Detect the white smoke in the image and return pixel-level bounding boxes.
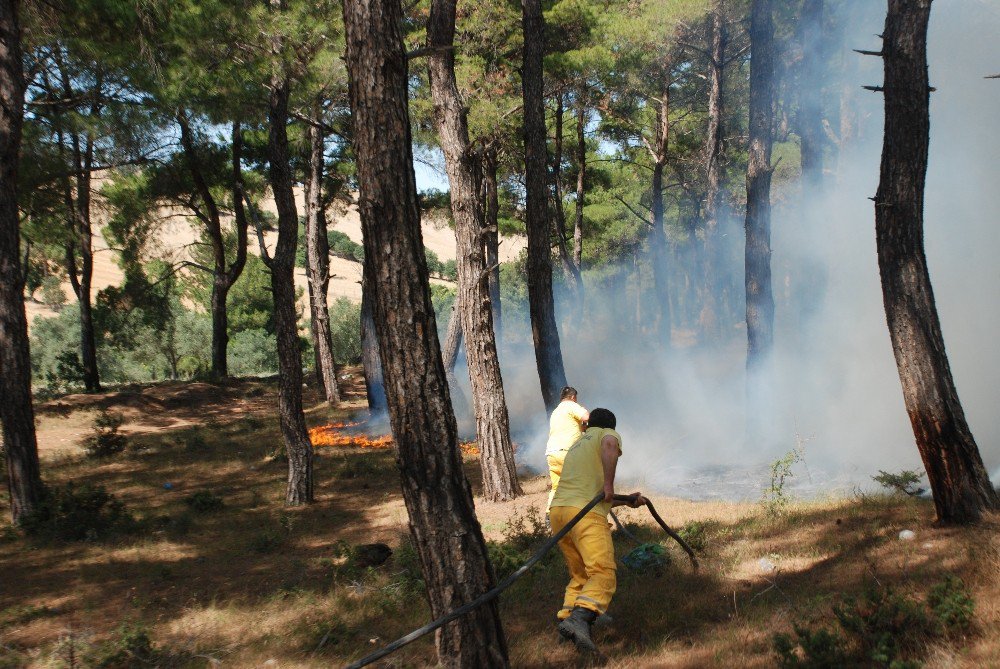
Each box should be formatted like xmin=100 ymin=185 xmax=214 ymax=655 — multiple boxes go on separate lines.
xmin=465 ymin=1 xmax=1000 ymax=500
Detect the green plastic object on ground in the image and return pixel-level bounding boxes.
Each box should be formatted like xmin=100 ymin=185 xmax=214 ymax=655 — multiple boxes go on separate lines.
xmin=622 ymin=542 xmax=669 ymax=572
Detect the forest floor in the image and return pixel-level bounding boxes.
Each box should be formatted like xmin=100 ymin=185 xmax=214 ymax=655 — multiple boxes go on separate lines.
xmin=2 ymin=373 xmax=999 ymax=668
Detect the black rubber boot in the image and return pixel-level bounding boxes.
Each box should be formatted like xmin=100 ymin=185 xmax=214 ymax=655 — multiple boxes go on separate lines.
xmin=556 ymin=606 xmax=598 ymax=653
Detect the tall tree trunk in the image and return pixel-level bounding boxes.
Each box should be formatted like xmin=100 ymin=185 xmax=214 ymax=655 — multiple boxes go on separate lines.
xmin=1 ymin=0 xmax=43 ymax=524
xmin=521 ymin=0 xmax=567 ymax=412
xmin=572 ymin=94 xmax=586 ymax=325
xmin=227 ymin=120 xmax=250 ymax=345
xmin=267 ymin=1 xmax=314 ymax=505
xmin=482 ymin=148 xmax=502 ymax=342
xmin=441 ymin=298 xmax=468 ymax=412
xmin=428 ymin=0 xmax=521 ymax=502
xmin=829 ymin=4 xmax=859 ymax=183
xmin=177 ymin=114 xmax=232 ymax=381
xmin=797 ymin=0 xmax=825 ymax=192
xmin=552 ymin=94 xmax=583 ymax=304
xmin=74 ymin=143 xmax=99 ymax=392
xmin=700 ymin=2 xmax=726 ymax=342
xmin=649 ymin=76 xmax=672 ymax=349
xmin=304 ymin=118 xmax=340 ymax=405
xmin=341 ymin=0 xmax=510 ymax=662
xmin=745 ymin=0 xmax=775 ymax=373
xmin=59 ymin=63 xmax=101 ymax=392
xmin=573 ymin=93 xmax=586 ymax=270
xmin=875 ymin=0 xmax=998 ymax=524
xmin=360 ymin=270 xmax=388 ymax=415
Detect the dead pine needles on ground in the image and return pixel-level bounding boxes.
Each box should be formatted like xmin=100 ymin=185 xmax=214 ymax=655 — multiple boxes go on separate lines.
xmin=1 ymin=375 xmax=998 ymax=667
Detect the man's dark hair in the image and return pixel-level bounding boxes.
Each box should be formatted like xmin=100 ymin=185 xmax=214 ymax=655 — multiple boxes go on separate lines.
xmin=560 ymin=386 xmax=578 ymax=400
xmin=587 ymin=408 xmax=616 ymax=429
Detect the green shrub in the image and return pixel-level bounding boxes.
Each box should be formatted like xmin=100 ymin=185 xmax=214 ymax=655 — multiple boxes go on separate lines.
xmin=927 ymin=575 xmax=975 ymax=635
xmin=486 ymin=505 xmax=550 ymax=580
xmin=249 ymin=513 xmax=294 ymax=553
xmin=762 ymin=444 xmax=805 ymax=516
xmin=86 ymin=622 xmax=157 ymax=669
xmin=159 ymin=511 xmax=195 ymax=537
xmin=833 ymin=583 xmax=932 ymax=666
xmin=183 ymin=490 xmax=225 ymax=513
xmin=392 ymin=536 xmax=425 ymax=592
xmin=228 ymin=328 xmax=279 ymax=377
xmin=184 ymin=429 xmax=209 ymax=452
xmin=772 ymin=579 xmax=966 ymax=668
xmin=83 ymin=410 xmax=128 ymax=458
xmin=20 ymin=483 xmax=138 ymax=542
xmin=678 ymin=520 xmax=708 ymax=552
xmin=0 ymin=604 xmax=54 ymax=629
xmin=329 ymin=297 xmax=362 ymax=364
xmin=872 ymin=470 xmax=926 ymax=497
xmin=45 ymin=350 xmax=86 ymax=394
xmin=39 ymin=275 xmax=68 ymax=310
xmin=774 ymin=625 xmax=852 ymax=668
xmin=249 ymin=528 xmax=285 ymax=554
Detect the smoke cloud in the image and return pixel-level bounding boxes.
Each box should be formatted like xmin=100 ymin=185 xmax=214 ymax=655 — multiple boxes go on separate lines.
xmin=450 ymin=1 xmax=1000 ymax=500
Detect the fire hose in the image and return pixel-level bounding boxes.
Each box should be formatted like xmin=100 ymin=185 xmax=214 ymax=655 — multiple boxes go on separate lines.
xmin=344 ymin=492 xmax=698 ymax=669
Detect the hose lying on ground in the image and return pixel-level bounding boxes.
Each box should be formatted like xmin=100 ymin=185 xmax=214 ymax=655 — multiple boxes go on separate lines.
xmin=345 ymin=492 xmax=695 ymax=669
xmin=611 ymin=500 xmax=700 ymax=571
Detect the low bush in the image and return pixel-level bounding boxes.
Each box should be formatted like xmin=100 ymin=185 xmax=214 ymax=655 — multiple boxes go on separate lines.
xmin=83 ymin=410 xmax=128 ymax=458
xmin=183 ymin=490 xmax=225 ymax=513
xmin=678 ymin=520 xmax=709 ymax=552
xmin=773 ymin=577 xmax=975 ymax=668
xmin=20 ymin=483 xmax=138 ymax=542
xmin=486 ymin=505 xmax=549 ymax=580
xmin=872 ymin=469 xmax=926 ymax=497
xmin=928 ymin=575 xmax=975 ymax=635
xmin=85 ymin=622 xmax=158 ymax=669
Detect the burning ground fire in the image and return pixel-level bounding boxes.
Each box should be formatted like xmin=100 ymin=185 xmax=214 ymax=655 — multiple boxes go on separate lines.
xmin=308 ymin=422 xmax=480 ymax=456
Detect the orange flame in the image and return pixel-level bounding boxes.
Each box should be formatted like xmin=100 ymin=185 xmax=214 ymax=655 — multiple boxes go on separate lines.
xmin=308 ymin=423 xmax=481 ymax=456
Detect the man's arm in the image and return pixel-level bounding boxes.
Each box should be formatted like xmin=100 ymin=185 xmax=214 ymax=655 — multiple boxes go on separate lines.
xmin=601 ymin=434 xmax=647 ymax=508
xmin=601 ymin=434 xmax=620 ymax=503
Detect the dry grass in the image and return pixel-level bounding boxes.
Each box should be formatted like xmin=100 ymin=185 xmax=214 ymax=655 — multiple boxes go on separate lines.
xmin=2 ymin=376 xmax=998 ymax=668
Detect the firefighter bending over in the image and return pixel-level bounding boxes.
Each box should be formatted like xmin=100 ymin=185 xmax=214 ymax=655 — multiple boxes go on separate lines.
xmin=549 ymin=407 xmax=645 ymax=653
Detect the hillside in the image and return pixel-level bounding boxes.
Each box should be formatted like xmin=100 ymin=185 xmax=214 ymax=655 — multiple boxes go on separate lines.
xmin=24 ymin=187 xmax=527 ymax=327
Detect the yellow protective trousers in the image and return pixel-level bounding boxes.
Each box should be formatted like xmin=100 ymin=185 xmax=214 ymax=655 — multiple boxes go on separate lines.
xmin=549 ymin=506 xmax=616 ymax=619
xmin=546 ymin=452 xmax=566 ymax=509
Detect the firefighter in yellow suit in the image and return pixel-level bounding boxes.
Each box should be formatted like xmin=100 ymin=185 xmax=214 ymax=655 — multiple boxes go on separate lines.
xmin=550 ymin=407 xmax=646 ymax=653
xmin=545 ymin=386 xmax=589 ymax=509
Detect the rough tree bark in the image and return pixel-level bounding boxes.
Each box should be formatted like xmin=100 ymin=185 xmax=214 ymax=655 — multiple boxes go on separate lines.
xmin=649 ymin=73 xmax=672 ymax=348
xmin=428 ymin=0 xmax=521 ymax=501
xmin=441 ymin=299 xmax=468 ymax=412
xmin=522 ymin=0 xmax=567 ymax=412
xmin=797 ymin=0 xmax=825 ymax=192
xmin=482 ymin=148 xmax=502 ymax=341
xmin=745 ymin=0 xmax=775 ymax=373
xmin=552 ymin=94 xmax=583 ymax=306
xmin=700 ymin=1 xmax=727 ymax=341
xmin=573 ymin=93 xmax=585 ymax=271
xmin=341 ymin=0 xmax=510 ymax=661
xmin=360 ymin=271 xmax=388 ymax=415
xmin=1 ymin=0 xmax=43 ymax=524
xmin=266 ymin=0 xmax=314 ymax=505
xmin=304 ymin=118 xmax=341 ymax=405
xmin=55 ymin=60 xmax=101 ymax=393
xmin=177 ymin=117 xmax=248 ymax=380
xmin=874 ymin=0 xmax=998 ymax=524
